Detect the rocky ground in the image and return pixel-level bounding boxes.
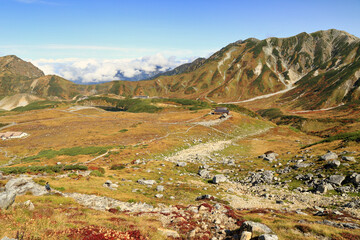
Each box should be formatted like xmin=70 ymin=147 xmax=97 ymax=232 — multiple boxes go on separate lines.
xmin=0 ymin=109 xmax=360 ymax=239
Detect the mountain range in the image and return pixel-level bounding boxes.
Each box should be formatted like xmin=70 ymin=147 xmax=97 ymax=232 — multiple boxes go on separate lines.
xmin=0 ymin=29 xmax=359 ymax=110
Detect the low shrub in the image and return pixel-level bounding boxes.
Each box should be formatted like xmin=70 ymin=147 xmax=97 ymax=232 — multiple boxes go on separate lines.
xmin=90 ymin=170 xmax=104 ymax=177
xmin=0 ymin=164 xmax=88 ymax=175
xmin=110 ymin=164 xmax=126 ymax=170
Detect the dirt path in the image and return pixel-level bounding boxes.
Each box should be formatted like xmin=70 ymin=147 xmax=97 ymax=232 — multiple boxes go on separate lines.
xmin=164 ymin=125 xmax=272 ymax=163
xmin=220 ymin=86 xmax=295 ymax=104
xmin=83 ymin=150 xmax=110 ymax=164
xmin=0 ymin=122 xmax=17 ymax=131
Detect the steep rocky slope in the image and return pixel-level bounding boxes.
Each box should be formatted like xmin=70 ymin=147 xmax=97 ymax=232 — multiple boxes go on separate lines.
xmin=86 ymin=29 xmax=360 ymax=110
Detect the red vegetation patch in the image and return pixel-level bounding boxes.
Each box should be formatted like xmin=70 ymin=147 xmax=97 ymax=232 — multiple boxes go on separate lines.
xmin=295 ymin=224 xmax=312 ymax=233
xmin=31 ymin=208 xmax=54 ymax=219
xmin=342 ymin=233 xmax=360 ymax=240
xmin=248 ymin=209 xmax=269 ymax=214
xmin=108 ymin=208 xmax=120 ymax=214
xmin=198 ymin=203 xmax=213 ymax=212
xmin=174 ymin=205 xmax=187 ymax=210
xmin=326 ymin=211 xmax=360 ymax=222
xmin=109 ymin=217 xmax=127 ymax=223
xmin=332 ymin=232 xmax=360 ymax=240
xmin=224 ymin=206 xmax=245 ymax=226
xmin=64 ymin=225 xmax=148 ymax=240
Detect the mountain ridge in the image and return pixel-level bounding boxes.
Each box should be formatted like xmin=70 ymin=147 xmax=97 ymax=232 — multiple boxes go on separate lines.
xmin=1 ymin=29 xmax=360 ymax=111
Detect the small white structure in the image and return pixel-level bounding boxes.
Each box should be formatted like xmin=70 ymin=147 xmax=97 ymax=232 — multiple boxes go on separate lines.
xmin=0 ymin=132 xmax=28 ymax=140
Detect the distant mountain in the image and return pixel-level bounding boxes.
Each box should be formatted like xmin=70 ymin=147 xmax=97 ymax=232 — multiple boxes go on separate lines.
xmin=115 ymin=65 xmax=170 ymax=81
xmin=0 ymin=55 xmax=45 ymax=96
xmin=1 ymin=29 xmax=360 ymax=110
xmin=149 ymin=58 xmax=206 ymax=79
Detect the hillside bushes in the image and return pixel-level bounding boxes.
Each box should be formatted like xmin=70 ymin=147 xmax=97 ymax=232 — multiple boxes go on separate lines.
xmin=22 ymin=146 xmax=108 ymax=162
xmin=0 ymin=164 xmax=87 ymax=175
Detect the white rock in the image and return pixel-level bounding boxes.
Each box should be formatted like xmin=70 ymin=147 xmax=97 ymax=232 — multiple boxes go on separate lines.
xmin=155 ymin=194 xmax=163 ymax=198
xmin=213 ymin=174 xmax=227 ymax=184
xmin=156 ymin=185 xmax=164 ymax=192
xmin=0 ymin=191 xmax=16 ymax=210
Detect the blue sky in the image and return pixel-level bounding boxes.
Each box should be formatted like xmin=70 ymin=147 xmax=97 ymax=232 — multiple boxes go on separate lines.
xmin=1 ymin=0 xmax=359 ymax=59
xmin=0 ymin=0 xmax=359 ymax=82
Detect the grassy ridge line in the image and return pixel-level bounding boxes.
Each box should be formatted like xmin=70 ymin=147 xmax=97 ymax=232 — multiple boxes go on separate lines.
xmin=12 ymin=100 xmax=59 ymax=112
xmin=79 ymin=96 xmax=211 ymax=113
xmin=302 ymin=131 xmax=360 ymax=148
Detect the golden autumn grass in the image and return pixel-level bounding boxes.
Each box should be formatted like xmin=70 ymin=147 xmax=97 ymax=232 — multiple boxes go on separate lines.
xmin=1 ymin=103 xmax=360 ymax=239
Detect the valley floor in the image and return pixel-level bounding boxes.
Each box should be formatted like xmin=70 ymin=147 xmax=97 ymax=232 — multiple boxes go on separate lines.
xmin=0 ymin=105 xmax=359 ymax=240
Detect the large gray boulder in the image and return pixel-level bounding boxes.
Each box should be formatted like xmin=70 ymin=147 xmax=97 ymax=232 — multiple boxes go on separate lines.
xmin=320 ymin=151 xmax=338 ymax=161
xmin=326 ymin=160 xmax=341 ymax=168
xmin=349 ymin=173 xmax=360 ymax=186
xmin=213 ymin=174 xmax=227 ymax=184
xmin=240 ymin=221 xmax=273 ymax=234
xmin=5 ymin=178 xmax=47 ymax=196
xmin=198 ymin=169 xmax=211 ymax=179
xmin=1 ymin=178 xmax=49 ymax=209
xmin=0 ymin=191 xmax=16 ymax=209
xmin=328 ymin=175 xmax=345 ymax=186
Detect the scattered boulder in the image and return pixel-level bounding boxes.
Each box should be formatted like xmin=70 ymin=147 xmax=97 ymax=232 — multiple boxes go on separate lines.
xmin=0 ymin=177 xmax=53 ymax=210
xmin=198 ymin=169 xmax=211 ymax=179
xmin=156 ymin=185 xmax=164 ymax=192
xmin=350 ymin=173 xmax=360 ymax=186
xmin=213 ymin=174 xmax=227 ymax=184
xmin=0 ymin=191 xmax=16 ymax=210
xmin=316 ymin=183 xmax=334 ymax=194
xmin=320 ymin=151 xmax=338 ymax=161
xmin=343 ymin=200 xmax=360 ymax=209
xmin=244 ymin=171 xmax=274 ymax=185
xmin=196 ymin=194 xmax=213 ymax=201
xmin=342 ymin=156 xmax=356 ymax=162
xmin=103 ymin=180 xmax=118 ymax=190
xmin=5 ymin=178 xmax=48 ymax=196
xmin=137 ymin=179 xmax=156 ymax=185
xmin=158 ymin=228 xmax=180 ymax=238
xmin=176 ymin=162 xmax=187 ymax=167
xmin=23 ymin=200 xmax=35 ymax=210
xmin=261 ymin=151 xmax=278 ymax=162
xmin=240 ymin=231 xmax=252 ymax=240
xmin=155 ymin=194 xmax=163 ymax=198
xmin=325 ymin=160 xmax=341 ymax=168
xmin=240 ymin=221 xmax=273 ymax=234
xmin=327 ymin=175 xmax=345 ymax=186
xmin=293 ymin=162 xmax=311 ymax=169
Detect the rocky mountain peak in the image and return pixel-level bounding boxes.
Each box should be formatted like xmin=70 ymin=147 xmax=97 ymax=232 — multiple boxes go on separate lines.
xmin=0 ymin=55 xmax=44 ymax=79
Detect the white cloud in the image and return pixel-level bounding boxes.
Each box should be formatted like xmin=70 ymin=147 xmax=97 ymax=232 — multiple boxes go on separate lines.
xmin=30 ymin=54 xmax=190 ymax=83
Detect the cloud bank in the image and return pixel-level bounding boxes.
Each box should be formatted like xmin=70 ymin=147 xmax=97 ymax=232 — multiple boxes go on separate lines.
xmin=31 ymin=54 xmax=190 ymax=83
